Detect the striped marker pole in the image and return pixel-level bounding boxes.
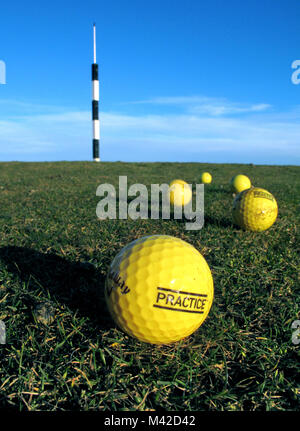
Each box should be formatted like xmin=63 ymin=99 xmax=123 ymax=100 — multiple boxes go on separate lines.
xmin=92 ymin=23 xmax=100 ymax=162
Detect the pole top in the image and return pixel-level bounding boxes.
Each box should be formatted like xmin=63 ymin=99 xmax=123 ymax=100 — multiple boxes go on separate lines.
xmin=93 ymin=23 xmax=96 ymax=64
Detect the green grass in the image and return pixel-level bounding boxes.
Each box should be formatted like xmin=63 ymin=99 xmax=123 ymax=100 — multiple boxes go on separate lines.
xmin=0 ymin=161 xmax=299 ymax=411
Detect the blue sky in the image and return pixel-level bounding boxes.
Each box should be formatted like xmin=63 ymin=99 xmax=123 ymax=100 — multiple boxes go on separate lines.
xmin=0 ymin=0 xmax=300 ymax=164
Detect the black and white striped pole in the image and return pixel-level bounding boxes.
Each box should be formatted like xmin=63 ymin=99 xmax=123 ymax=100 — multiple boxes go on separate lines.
xmin=92 ymin=23 xmax=100 ymax=162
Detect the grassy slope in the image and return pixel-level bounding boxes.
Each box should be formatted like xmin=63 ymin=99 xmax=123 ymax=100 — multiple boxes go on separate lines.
xmin=0 ymin=161 xmax=299 ymax=411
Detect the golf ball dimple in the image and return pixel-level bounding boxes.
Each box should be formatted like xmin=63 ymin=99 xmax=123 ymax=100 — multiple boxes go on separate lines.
xmin=232 ymin=187 xmax=278 ymax=232
xmin=230 ymin=174 xmax=251 ymax=193
xmin=169 ymin=179 xmax=192 ymax=207
xmin=201 ymin=172 xmax=212 ymax=184
xmin=105 ymin=235 xmax=214 ymax=345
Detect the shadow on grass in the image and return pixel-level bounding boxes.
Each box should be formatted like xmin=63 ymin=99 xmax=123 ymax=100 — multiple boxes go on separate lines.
xmin=203 ymin=215 xmax=233 ymax=229
xmin=164 ymin=213 xmax=233 ymax=229
xmin=0 ymin=394 xmax=20 ymax=411
xmin=201 ymin=185 xmax=231 ymax=194
xmin=0 ymin=246 xmax=112 ymax=328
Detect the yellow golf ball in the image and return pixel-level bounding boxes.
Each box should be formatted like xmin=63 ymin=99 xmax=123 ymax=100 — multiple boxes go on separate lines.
xmin=200 ymin=172 xmax=212 ymax=184
xmin=230 ymin=174 xmax=251 ymax=193
xmin=232 ymin=187 xmax=278 ymax=232
xmin=169 ymin=179 xmax=192 ymax=206
xmin=105 ymin=235 xmax=214 ymax=345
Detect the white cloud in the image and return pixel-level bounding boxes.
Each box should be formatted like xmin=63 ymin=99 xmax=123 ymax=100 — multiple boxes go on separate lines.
xmin=127 ymin=95 xmax=272 ymax=117
xmin=0 ymin=109 xmax=91 ymax=158
xmin=130 ymin=96 xmax=211 ymax=105
xmin=0 ymin=97 xmax=299 ymax=164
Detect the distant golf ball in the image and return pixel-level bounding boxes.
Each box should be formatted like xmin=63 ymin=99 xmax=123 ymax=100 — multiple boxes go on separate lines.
xmin=232 ymin=187 xmax=278 ymax=232
xmin=169 ymin=179 xmax=192 ymax=206
xmin=230 ymin=174 xmax=251 ymax=193
xmin=105 ymin=235 xmax=214 ymax=345
xmin=201 ymin=172 xmax=212 ymax=184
